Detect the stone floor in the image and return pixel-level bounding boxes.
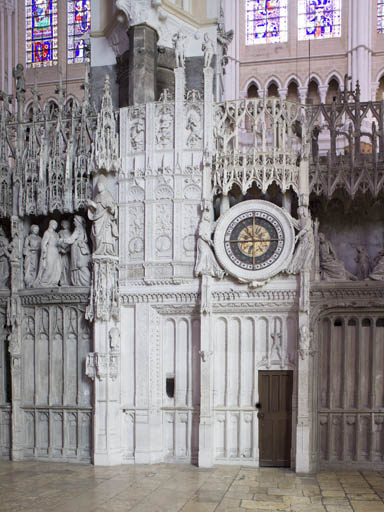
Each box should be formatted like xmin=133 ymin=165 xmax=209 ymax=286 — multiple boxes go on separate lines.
xmin=0 ymin=461 xmax=384 ymax=512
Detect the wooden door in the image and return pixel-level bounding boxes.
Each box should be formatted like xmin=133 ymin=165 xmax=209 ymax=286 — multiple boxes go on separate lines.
xmin=258 ymin=370 xmax=293 ymax=467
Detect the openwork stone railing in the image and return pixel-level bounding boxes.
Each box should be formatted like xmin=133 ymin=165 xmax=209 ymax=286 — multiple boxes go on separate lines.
xmin=212 ymin=98 xmax=303 ymax=196
xmin=308 ymin=79 xmax=384 ymax=199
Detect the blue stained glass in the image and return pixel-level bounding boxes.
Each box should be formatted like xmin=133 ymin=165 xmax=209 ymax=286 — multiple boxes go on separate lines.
xmin=67 ymin=0 xmax=91 ymax=63
xmin=378 ymin=1 xmax=384 ymax=33
xmin=246 ymin=0 xmax=288 ymax=45
xmin=298 ymin=0 xmax=341 ymax=40
xmin=26 ymin=0 xmax=58 ymax=68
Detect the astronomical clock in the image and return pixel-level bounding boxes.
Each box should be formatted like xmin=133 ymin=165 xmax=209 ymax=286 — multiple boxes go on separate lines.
xmin=214 ymin=200 xmax=295 ymax=282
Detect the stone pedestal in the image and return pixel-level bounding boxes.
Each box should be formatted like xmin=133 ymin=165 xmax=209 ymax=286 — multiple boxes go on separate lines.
xmin=128 ymin=24 xmax=158 ymax=105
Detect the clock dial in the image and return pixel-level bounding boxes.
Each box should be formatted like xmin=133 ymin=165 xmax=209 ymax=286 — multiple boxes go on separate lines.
xmin=214 ymin=200 xmax=295 ymax=281
xmin=224 ymin=211 xmax=285 ymax=271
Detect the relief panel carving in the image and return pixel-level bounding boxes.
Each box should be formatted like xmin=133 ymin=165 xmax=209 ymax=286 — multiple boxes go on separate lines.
xmin=155 ymin=204 xmax=173 ymax=259
xmin=20 ymin=302 xmax=92 ymax=462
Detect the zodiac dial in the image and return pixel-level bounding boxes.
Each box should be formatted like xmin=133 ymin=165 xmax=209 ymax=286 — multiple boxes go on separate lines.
xmin=214 ymin=200 xmax=295 ymax=281
xmin=224 ymin=211 xmax=285 ymax=271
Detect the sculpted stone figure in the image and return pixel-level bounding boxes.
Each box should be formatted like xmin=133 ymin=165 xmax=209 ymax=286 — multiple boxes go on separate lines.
xmin=195 ymin=209 xmax=225 ymax=279
xmin=172 ymin=30 xmax=186 ymax=68
xmin=88 ymin=176 xmax=118 ymax=256
xmin=202 ymin=33 xmax=214 ymax=68
xmin=319 ymin=233 xmax=357 ymax=281
xmin=63 ymin=215 xmax=91 ymax=286
xmin=23 ymin=224 xmax=41 ymax=287
xmin=285 ymin=206 xmax=314 ymax=274
xmin=13 ymin=63 xmax=26 ymax=101
xmin=369 ymin=249 xmax=384 ymax=280
xmin=34 ymin=220 xmax=62 ymax=287
xmin=0 ymin=226 xmax=10 ymax=288
xmin=298 ymin=325 xmax=314 ymax=360
xmin=58 ymin=220 xmax=71 ymax=286
xmin=355 ymin=246 xmax=371 ymax=280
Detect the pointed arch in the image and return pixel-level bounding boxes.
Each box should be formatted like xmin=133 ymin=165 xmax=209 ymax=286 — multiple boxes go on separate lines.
xmin=265 ymin=76 xmax=283 ymax=90
xmin=284 ymin=74 xmax=302 ymax=89
xmin=304 ymin=73 xmax=323 ymax=89
xmin=243 ymin=77 xmax=263 ymax=98
xmin=325 ymin=71 xmax=343 ymax=87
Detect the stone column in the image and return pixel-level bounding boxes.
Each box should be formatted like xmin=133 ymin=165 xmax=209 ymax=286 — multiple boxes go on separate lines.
xmin=8 ymin=216 xmax=23 ymax=460
xmin=198 ymin=66 xmax=216 ymax=468
xmin=90 ymin=312 xmax=121 ymax=465
xmin=128 ymin=24 xmax=158 ymax=105
xmin=349 ymin=0 xmax=373 ymax=102
xmin=278 ymin=87 xmax=288 ymax=100
xmin=318 ymin=86 xmax=328 ymax=105
xmin=86 ymin=76 xmax=122 ymax=463
xmin=298 ymin=87 xmax=307 ymax=105
xmin=295 ymin=301 xmax=315 ymax=474
xmin=174 ymin=66 xmax=185 ymax=166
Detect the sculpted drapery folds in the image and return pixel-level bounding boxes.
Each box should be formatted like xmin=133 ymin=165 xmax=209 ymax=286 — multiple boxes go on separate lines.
xmin=285 ymin=206 xmax=315 ymax=274
xmin=63 ymin=215 xmax=91 ymax=286
xmin=87 ymin=176 xmax=118 ymax=257
xmin=0 ymin=225 xmax=10 ymax=288
xmin=23 ymin=224 xmax=41 ymax=288
xmin=195 ymin=209 xmax=224 ymax=279
xmin=34 ymin=220 xmax=62 ymax=288
xmin=319 ymin=232 xmax=357 ymax=281
xmin=58 ymin=220 xmax=72 ymax=286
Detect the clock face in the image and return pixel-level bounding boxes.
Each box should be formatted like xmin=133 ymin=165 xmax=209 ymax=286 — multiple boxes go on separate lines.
xmin=224 ymin=211 xmax=284 ymax=271
xmin=214 ymin=200 xmax=294 ymax=281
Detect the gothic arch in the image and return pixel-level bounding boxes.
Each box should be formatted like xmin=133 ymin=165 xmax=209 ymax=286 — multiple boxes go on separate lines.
xmin=325 ymin=71 xmax=343 ymax=87
xmin=303 ymin=73 xmax=323 ymax=89
xmin=243 ymin=77 xmax=262 ymax=97
xmin=265 ymin=75 xmax=283 ymax=91
xmin=284 ymin=74 xmax=302 ymax=89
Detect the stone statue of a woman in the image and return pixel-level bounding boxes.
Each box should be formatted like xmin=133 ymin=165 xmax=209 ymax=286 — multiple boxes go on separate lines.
xmin=87 ymin=176 xmax=118 ymax=256
xmin=195 ymin=209 xmax=224 ymax=279
xmin=34 ymin=220 xmax=62 ymax=287
xmin=63 ymin=215 xmax=91 ymax=286
xmin=319 ymin=233 xmax=357 ymax=281
xmin=23 ymin=224 xmax=41 ymax=287
xmin=285 ymin=206 xmax=315 ymax=274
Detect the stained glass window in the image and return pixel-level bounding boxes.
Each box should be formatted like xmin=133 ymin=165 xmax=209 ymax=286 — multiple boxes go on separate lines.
xmin=378 ymin=1 xmax=384 ymax=33
xmin=26 ymin=0 xmax=58 ymax=68
xmin=67 ymin=0 xmax=91 ymax=63
xmin=246 ymin=0 xmax=288 ymax=45
xmin=298 ymin=0 xmax=341 ymax=40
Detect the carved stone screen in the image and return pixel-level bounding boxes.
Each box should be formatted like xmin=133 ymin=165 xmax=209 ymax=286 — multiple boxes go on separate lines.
xmin=318 ymin=314 xmax=384 ymax=468
xmin=0 ymin=305 xmax=10 ymax=458
xmin=21 ymin=302 xmax=92 ymax=462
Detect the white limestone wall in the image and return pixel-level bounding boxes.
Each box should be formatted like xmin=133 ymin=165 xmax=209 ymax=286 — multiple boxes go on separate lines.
xmin=120 ymin=300 xmax=201 ymax=464
xmin=212 ymin=311 xmax=297 ymax=465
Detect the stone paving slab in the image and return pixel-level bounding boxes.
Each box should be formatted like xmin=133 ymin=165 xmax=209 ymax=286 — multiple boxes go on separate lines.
xmin=0 ymin=461 xmax=384 ymax=511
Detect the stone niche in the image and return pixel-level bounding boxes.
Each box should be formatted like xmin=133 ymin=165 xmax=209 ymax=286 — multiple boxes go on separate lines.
xmin=311 ymin=192 xmax=384 ymax=278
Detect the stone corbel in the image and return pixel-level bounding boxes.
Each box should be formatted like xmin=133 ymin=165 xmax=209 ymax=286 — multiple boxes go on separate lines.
xmin=86 ymin=352 xmax=119 ymax=381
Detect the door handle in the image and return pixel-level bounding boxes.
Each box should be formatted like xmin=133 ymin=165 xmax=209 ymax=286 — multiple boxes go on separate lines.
xmin=257 ymin=412 xmax=264 ymax=419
